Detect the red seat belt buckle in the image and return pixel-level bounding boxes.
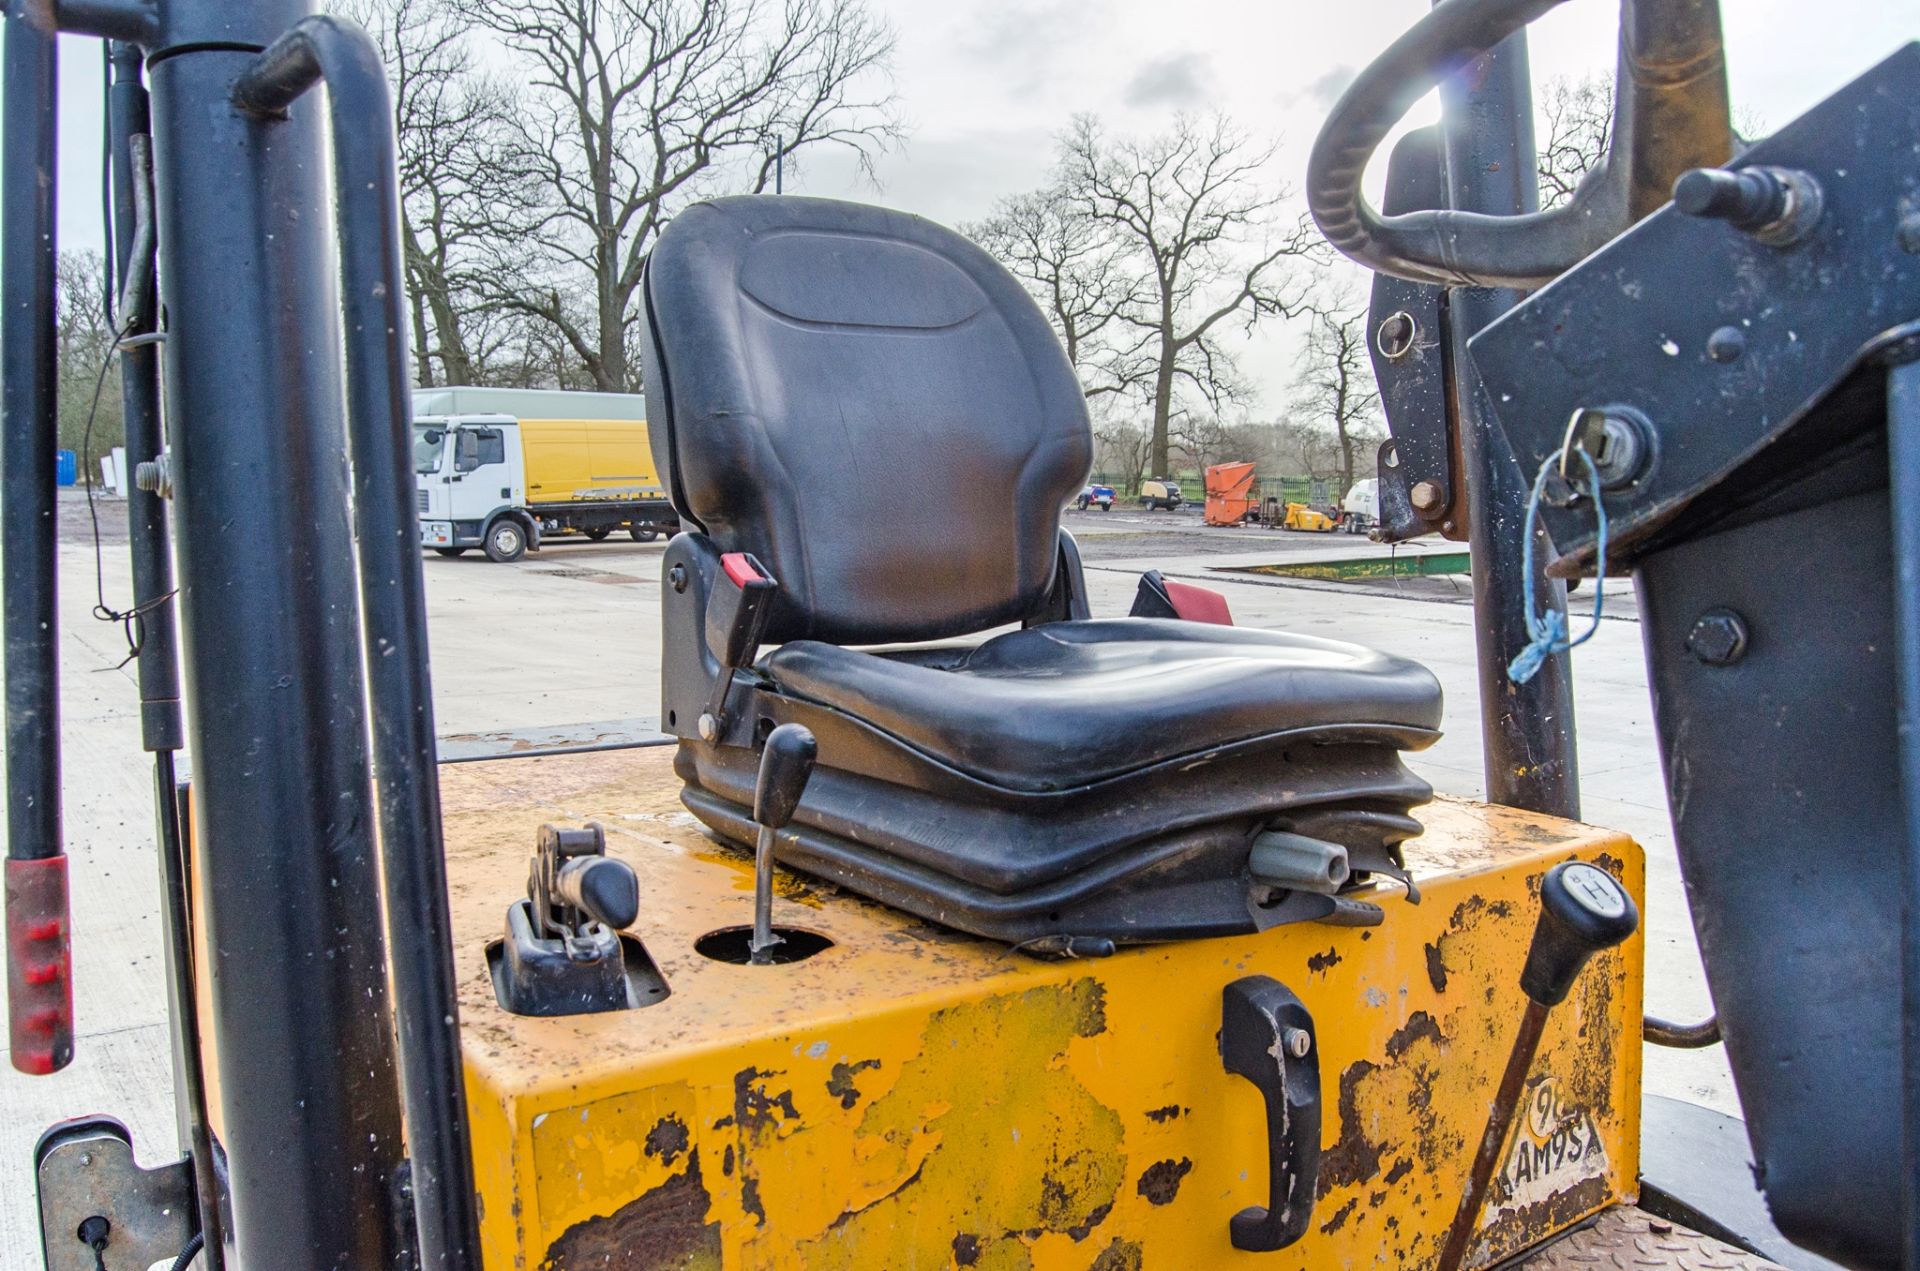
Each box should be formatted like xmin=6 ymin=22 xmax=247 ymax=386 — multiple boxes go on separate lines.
xmin=721 ymin=552 xmax=767 ymax=589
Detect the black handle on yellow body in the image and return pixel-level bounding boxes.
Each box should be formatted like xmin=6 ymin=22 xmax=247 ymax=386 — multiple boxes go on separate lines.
xmin=751 ymin=725 xmax=818 ymax=964
xmin=1435 ymin=861 xmax=1638 ymax=1271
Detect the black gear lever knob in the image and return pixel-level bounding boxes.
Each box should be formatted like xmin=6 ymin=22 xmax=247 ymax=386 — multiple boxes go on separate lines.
xmin=1520 ymin=861 xmax=1639 ymax=1007
xmin=754 ymin=724 xmax=818 ymax=831
xmin=554 ymin=855 xmax=640 ymax=930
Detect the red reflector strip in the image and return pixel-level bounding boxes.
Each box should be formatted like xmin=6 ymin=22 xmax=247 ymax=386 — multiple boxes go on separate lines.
xmin=721 ymin=552 xmax=766 ymax=588
xmin=6 ymin=856 xmax=74 ymax=1075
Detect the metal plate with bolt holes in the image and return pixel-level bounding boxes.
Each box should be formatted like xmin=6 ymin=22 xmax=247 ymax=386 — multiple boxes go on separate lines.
xmin=35 ymin=1117 xmax=195 ymax=1271
xmin=1512 ymin=1207 xmax=1785 ymax=1270
xmin=1466 ymin=45 xmax=1920 ymax=573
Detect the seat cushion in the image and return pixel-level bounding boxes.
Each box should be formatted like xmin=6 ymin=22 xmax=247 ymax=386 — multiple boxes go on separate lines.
xmin=764 ymin=617 xmax=1443 ymax=792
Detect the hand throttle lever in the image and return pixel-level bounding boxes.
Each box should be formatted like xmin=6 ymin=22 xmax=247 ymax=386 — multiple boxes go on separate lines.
xmin=1435 ymin=861 xmax=1639 ymax=1271
xmin=554 ymin=855 xmax=640 ymax=931
xmin=750 ymin=724 xmax=817 ymax=965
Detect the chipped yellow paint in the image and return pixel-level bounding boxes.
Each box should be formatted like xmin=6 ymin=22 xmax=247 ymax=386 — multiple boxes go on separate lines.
xmin=444 ymin=748 xmax=1644 ymax=1270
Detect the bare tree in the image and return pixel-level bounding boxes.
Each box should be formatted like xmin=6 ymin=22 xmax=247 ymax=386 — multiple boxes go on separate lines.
xmin=1536 ymin=75 xmax=1613 ymax=210
xmin=1537 ymin=75 xmax=1766 ymax=212
xmin=1058 ymin=114 xmax=1321 ymax=478
xmin=1092 ymin=417 xmax=1152 ymax=492
xmin=965 ymin=189 xmax=1129 ymax=396
xmin=56 ymin=251 xmax=122 ymax=459
xmin=1292 ymin=300 xmax=1382 ymax=493
xmin=1170 ymin=414 xmax=1237 ymax=474
xmin=340 ymin=0 xmax=521 ymax=385
xmin=1269 ymin=419 xmax=1344 ymax=483
xmin=473 ymin=0 xmax=901 ymax=392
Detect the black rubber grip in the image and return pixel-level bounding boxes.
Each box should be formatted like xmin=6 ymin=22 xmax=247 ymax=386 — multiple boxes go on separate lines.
xmin=754 ymin=723 xmax=818 ymax=831
xmin=1520 ymin=861 xmax=1639 ymax=1007
xmin=554 ymin=856 xmax=639 ymax=930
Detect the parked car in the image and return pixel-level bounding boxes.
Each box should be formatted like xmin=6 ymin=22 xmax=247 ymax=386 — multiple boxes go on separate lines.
xmin=1077 ymin=484 xmax=1116 ymax=511
xmin=1139 ymin=478 xmax=1184 ymax=511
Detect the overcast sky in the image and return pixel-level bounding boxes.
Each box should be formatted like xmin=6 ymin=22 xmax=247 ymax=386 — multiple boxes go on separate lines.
xmin=37 ymin=1 xmax=1919 ymax=409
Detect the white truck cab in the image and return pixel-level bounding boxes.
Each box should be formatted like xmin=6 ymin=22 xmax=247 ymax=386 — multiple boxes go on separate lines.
xmin=414 ymin=414 xmax=531 ymax=560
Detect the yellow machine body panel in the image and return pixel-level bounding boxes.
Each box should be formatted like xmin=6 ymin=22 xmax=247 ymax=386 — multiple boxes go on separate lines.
xmin=1282 ymin=502 xmax=1338 ymax=532
xmin=441 ymin=748 xmax=1644 ymax=1271
xmin=518 ymin=417 xmax=662 ymax=504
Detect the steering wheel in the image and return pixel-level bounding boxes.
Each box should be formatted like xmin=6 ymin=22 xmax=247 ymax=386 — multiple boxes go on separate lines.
xmin=1307 ymin=0 xmax=1733 ymax=288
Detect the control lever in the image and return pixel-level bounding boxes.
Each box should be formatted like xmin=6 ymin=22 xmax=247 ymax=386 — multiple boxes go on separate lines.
xmin=1435 ymin=861 xmax=1639 ymax=1271
xmin=529 ymin=823 xmax=637 ymax=945
xmin=494 ymin=823 xmax=641 ymax=1016
xmin=750 ymin=724 xmax=817 ymax=965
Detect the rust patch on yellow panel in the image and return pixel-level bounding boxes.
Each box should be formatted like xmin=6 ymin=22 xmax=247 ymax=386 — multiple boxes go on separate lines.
xmin=542 ymin=1153 xmax=722 ymax=1271
xmin=1133 ymin=1158 xmax=1192 ymax=1206
xmin=823 ymin=1059 xmax=880 ymax=1110
xmin=1087 ymin=1238 xmax=1143 ymax=1271
xmin=531 ymin=1081 xmax=708 ymax=1254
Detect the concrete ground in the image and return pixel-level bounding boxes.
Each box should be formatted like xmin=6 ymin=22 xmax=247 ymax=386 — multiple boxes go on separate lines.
xmin=0 ymin=491 xmax=1727 ymax=1262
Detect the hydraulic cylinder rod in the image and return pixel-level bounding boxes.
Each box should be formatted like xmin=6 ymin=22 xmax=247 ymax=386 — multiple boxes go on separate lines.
xmin=107 ymin=40 xmax=223 ymax=1266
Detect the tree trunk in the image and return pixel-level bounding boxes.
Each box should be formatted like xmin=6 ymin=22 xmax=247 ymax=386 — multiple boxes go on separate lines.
xmin=400 ymin=217 xmax=436 ymax=387
xmin=429 ymin=288 xmax=476 ymax=385
xmin=407 ymin=286 xmax=435 ymax=388
xmin=596 ymin=282 xmax=626 ymax=392
xmin=1334 ymin=384 xmax=1354 ymax=491
xmin=402 ymin=216 xmax=475 ymax=385
xmin=1150 ymin=340 xmax=1176 ymax=478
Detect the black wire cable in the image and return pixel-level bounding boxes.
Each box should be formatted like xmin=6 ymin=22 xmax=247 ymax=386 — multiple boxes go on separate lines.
xmin=167 ymin=1229 xmax=205 ymax=1271
xmin=79 ymin=319 xmax=174 ymax=670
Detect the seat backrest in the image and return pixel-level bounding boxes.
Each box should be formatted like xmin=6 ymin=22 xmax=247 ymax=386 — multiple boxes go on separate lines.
xmin=641 ymin=196 xmax=1092 ymax=645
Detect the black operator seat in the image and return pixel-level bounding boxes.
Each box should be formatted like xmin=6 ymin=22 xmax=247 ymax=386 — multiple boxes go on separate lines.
xmin=642 ymin=195 xmax=1443 ymax=945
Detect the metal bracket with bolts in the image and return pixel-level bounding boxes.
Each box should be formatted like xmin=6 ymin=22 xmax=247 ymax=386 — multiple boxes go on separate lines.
xmin=35 ymin=1117 xmax=195 ymax=1271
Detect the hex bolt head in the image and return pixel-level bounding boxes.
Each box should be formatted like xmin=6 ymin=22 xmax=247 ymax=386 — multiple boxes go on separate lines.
xmin=1706 ymin=326 xmax=1746 ymax=363
xmin=1410 ymin=480 xmax=1444 ymax=513
xmin=697 ymin=712 xmax=720 ymax=741
xmin=1282 ymin=1027 xmax=1312 ymax=1059
xmin=668 ymin=564 xmax=688 ymax=593
xmin=1687 ymin=608 xmax=1749 ymax=666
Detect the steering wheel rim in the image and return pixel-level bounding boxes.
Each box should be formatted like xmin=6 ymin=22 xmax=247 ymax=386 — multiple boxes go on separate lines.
xmin=1307 ymin=0 xmax=1730 ymax=289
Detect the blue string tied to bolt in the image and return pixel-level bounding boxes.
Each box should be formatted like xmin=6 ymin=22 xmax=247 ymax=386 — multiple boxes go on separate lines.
xmin=1508 ymin=446 xmax=1609 ymax=685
